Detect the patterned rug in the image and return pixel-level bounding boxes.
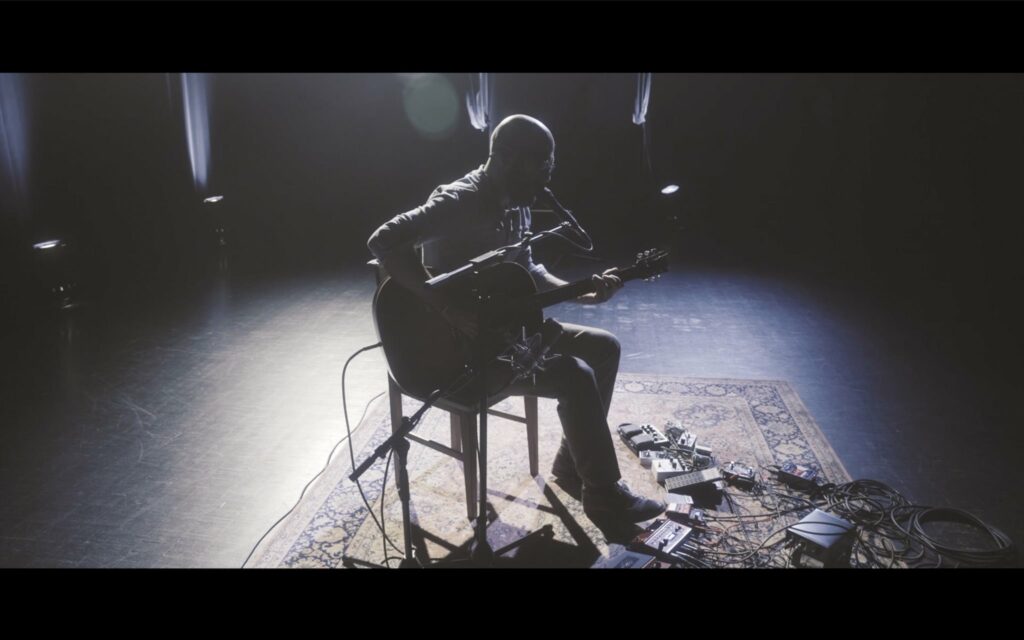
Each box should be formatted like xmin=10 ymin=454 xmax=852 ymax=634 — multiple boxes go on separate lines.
xmin=246 ymin=374 xmax=851 ymax=568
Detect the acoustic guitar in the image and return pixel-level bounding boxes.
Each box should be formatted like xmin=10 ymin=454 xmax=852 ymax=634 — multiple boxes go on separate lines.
xmin=373 ymin=249 xmax=669 ymax=402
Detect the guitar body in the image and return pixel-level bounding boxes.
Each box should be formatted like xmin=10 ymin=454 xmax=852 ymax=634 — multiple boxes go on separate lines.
xmin=372 ymin=248 xmax=669 ymax=402
xmin=373 ymin=262 xmax=544 ymax=401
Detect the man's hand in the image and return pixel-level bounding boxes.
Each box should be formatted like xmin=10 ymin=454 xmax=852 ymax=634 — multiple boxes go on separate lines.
xmin=581 ymin=268 xmax=623 ymax=304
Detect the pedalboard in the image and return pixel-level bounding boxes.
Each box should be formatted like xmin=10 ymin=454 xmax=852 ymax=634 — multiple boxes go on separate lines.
xmin=618 ymin=423 xmax=670 ymax=455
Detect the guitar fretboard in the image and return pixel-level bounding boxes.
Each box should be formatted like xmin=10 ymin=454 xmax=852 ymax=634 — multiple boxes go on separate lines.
xmin=530 ymin=278 xmax=597 ymax=310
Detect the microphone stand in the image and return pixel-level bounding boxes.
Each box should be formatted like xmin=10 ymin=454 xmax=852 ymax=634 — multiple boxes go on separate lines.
xmin=423 ymin=221 xmax=573 ymax=289
xmin=426 ymin=228 xmax=573 ymax=565
xmin=341 ymin=358 xmax=553 ymax=568
xmin=345 ymin=219 xmax=575 ymax=568
xmin=341 ymin=368 xmax=477 ymax=569
xmin=540 ymin=187 xmax=594 ymax=253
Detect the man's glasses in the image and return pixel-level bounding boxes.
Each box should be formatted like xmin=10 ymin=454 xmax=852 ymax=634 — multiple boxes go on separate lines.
xmin=515 ymin=156 xmax=555 ymax=177
xmin=495 ymin=146 xmax=555 ymax=176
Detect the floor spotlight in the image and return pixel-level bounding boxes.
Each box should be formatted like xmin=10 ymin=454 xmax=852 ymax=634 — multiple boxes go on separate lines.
xmin=654 ymin=183 xmax=685 ymax=233
xmin=203 ymin=195 xmax=227 ymax=247
xmin=32 ymin=237 xmax=79 ymax=310
xmin=202 ymin=195 xmax=230 ymax=273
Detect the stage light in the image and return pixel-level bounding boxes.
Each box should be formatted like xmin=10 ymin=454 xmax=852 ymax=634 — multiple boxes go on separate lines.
xmin=31 ymin=238 xmax=78 ymax=310
xmin=466 ymin=73 xmax=493 ymax=132
xmin=661 ymin=184 xmax=680 ymax=195
xmin=0 ymin=73 xmax=30 ymax=218
xmin=202 ymin=194 xmax=228 ymax=250
xmin=182 ymin=73 xmax=210 ymax=193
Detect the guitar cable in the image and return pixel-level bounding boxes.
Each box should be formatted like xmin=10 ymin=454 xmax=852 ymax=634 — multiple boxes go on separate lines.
xmin=341 ymin=342 xmax=407 ymax=560
xmin=541 ymin=187 xmax=594 ymax=253
xmin=240 ymin=341 xmax=396 ymax=568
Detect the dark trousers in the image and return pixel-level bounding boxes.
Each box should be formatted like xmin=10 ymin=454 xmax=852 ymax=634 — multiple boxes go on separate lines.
xmin=506 ymin=321 xmax=622 ymax=487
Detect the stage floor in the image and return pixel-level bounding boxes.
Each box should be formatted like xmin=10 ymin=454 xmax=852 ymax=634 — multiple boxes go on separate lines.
xmin=0 ymin=257 xmax=1019 ymax=567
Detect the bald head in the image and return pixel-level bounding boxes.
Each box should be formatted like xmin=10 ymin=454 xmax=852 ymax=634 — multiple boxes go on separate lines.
xmin=484 ymin=115 xmax=556 ymax=207
xmin=489 ymin=115 xmax=555 ymax=163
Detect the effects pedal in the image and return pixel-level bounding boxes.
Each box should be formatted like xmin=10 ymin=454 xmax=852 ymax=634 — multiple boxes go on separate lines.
xmin=665 ymin=492 xmax=695 ymax=505
xmin=779 ymin=461 xmax=819 ymax=489
xmin=665 ymin=423 xmax=697 ymax=452
xmin=665 ymin=502 xmax=706 ymax=526
xmin=639 ymin=449 xmax=675 ymax=469
xmin=664 ymin=467 xmax=723 ymax=493
xmin=652 ymin=457 xmax=691 ymax=482
xmin=630 ymin=519 xmax=693 ymax=558
xmin=618 ymin=423 xmax=670 ymax=455
xmin=691 ymin=453 xmax=714 ymax=470
xmin=722 ymin=461 xmax=757 ymax=489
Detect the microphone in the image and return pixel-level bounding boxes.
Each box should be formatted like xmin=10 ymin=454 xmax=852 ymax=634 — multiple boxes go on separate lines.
xmin=497 ymin=319 xmax=564 ymax=386
xmin=540 ymin=187 xmax=593 ymax=251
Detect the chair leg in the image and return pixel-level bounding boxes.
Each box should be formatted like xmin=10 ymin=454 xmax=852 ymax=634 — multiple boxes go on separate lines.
xmin=449 ymin=412 xmax=462 ymax=453
xmin=457 ymin=411 xmax=478 ymax=521
xmin=524 ymin=395 xmax=539 ymax=477
xmin=388 ymin=375 xmax=403 ymax=435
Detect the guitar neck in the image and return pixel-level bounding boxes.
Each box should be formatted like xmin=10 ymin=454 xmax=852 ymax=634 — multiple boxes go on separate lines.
xmin=530 ymin=278 xmax=599 ymax=310
xmin=493 ymin=250 xmax=666 ymax=315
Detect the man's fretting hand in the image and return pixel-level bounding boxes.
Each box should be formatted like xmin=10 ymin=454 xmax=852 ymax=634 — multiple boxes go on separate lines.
xmin=582 ymin=268 xmax=623 ymax=304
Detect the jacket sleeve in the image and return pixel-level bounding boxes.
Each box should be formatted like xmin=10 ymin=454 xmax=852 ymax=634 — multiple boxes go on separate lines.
xmin=366 ymin=189 xmax=463 ymax=260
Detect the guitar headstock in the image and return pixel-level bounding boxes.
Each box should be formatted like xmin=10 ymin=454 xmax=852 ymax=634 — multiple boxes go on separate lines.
xmin=617 ymin=248 xmax=670 ymax=283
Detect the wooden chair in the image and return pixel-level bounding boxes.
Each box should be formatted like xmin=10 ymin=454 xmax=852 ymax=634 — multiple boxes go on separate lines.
xmin=369 ymin=259 xmax=539 ymax=520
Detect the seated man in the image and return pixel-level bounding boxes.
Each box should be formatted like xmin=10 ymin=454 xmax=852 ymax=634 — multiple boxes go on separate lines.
xmin=367 ymin=114 xmax=664 ymax=524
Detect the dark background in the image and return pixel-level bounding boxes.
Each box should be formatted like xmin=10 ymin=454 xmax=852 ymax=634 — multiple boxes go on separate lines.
xmin=3 ymin=73 xmax=1022 ymax=373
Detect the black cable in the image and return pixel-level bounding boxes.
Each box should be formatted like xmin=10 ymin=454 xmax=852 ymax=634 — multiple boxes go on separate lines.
xmin=540 ymin=187 xmax=595 ymax=253
xmin=753 ymin=465 xmax=821 ymax=515
xmin=819 ymin=480 xmax=909 ymax=567
xmin=341 ymin=342 xmax=405 ymax=558
xmin=886 ymin=505 xmax=934 ymax=566
xmin=723 ymin=488 xmax=738 ymax=514
xmin=819 ymin=480 xmax=1016 ymax=568
xmin=823 ymin=482 xmax=926 ymax=567
xmin=381 ymin=448 xmax=394 ymax=568
xmin=547 ymin=225 xmax=594 ymax=254
xmin=692 ymin=473 xmax=1016 ymax=568
xmin=342 ymin=344 xmax=485 ymax=568
xmin=907 ymin=506 xmax=1015 ymax=567
xmin=671 ymin=549 xmax=712 ymax=569
xmin=241 ymin=385 xmax=385 ymax=568
xmin=827 ymin=479 xmax=908 ymax=528
xmin=699 ymin=472 xmax=851 ymax=567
